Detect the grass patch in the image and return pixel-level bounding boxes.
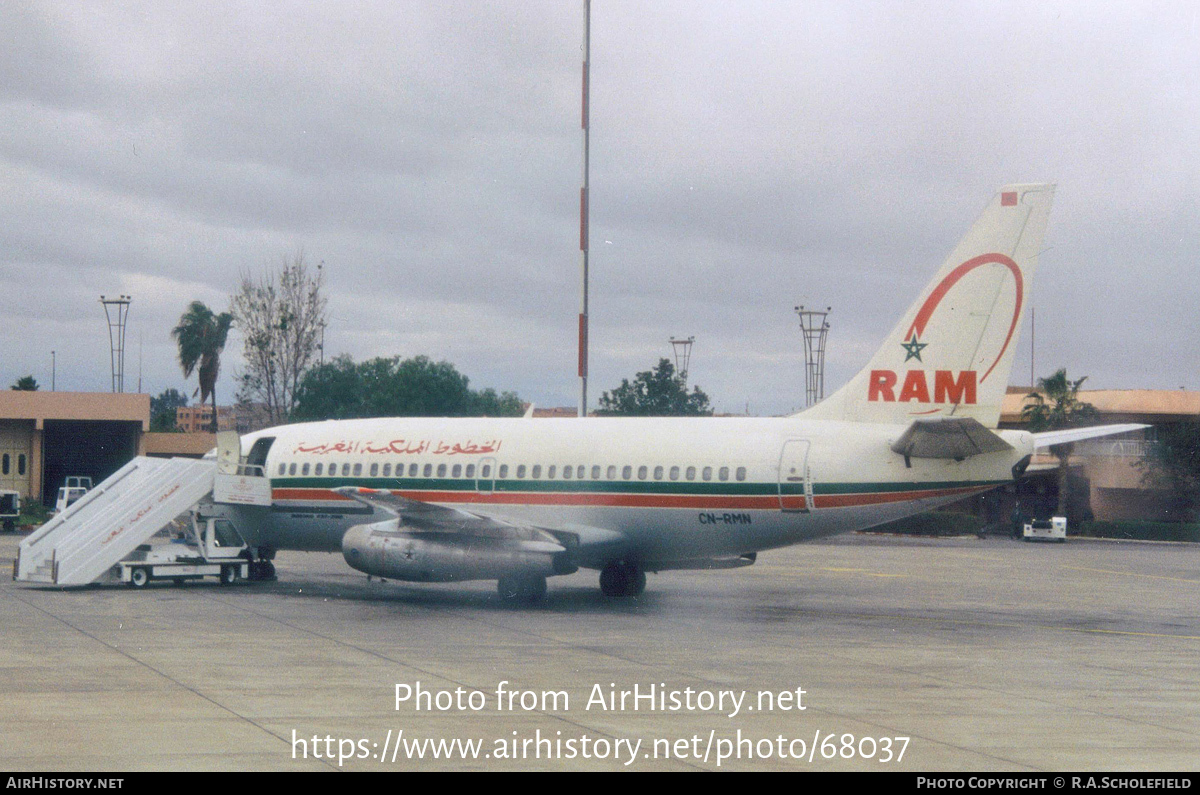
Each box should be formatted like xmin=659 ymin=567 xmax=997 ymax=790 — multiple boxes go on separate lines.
xmin=18 ymin=500 xmax=50 ymax=527
xmin=1078 ymin=520 xmax=1200 ymax=543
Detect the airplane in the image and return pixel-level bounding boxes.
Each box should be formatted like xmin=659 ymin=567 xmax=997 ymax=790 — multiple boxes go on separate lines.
xmin=220 ymin=183 xmax=1143 ymax=601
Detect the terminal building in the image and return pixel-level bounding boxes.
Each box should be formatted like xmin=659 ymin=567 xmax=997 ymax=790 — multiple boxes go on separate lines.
xmin=964 ymin=388 xmax=1200 ymax=525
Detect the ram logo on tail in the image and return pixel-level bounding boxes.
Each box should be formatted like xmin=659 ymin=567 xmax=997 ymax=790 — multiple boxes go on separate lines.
xmin=797 ymin=184 xmax=1054 ymax=428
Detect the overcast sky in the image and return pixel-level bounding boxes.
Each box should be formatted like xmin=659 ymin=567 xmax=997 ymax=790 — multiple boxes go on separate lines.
xmin=2 ymin=1 xmax=1197 ymax=417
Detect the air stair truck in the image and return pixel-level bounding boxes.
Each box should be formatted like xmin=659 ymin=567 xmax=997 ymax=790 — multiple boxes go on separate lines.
xmin=13 ymin=432 xmax=272 ymax=588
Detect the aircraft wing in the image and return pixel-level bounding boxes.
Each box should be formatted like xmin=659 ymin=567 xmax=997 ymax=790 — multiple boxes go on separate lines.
xmin=890 ymin=417 xmax=1013 ymax=460
xmin=1032 ymin=424 xmax=1149 ymax=449
xmin=333 ymin=486 xmax=561 ymax=545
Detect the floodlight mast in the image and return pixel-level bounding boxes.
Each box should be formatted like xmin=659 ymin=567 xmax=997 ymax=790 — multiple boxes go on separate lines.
xmin=100 ymin=295 xmax=132 ymax=394
xmin=795 ymin=305 xmax=830 ymax=408
xmin=669 ymin=336 xmax=695 ymax=386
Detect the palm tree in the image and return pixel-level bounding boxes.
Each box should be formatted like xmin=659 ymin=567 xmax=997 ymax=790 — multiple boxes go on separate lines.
xmin=1022 ymin=369 xmax=1099 ymax=518
xmin=172 ymin=302 xmax=234 ymax=433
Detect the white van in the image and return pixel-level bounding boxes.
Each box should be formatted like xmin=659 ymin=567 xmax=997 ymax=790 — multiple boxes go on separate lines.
xmin=54 ymin=476 xmax=93 ymax=513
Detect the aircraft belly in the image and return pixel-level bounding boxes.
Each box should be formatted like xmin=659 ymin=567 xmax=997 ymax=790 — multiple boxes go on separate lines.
xmin=260 ymin=507 xmax=374 ymax=552
xmin=432 ymin=502 xmax=837 ymax=563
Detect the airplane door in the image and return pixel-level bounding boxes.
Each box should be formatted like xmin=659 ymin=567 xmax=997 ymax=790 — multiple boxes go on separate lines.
xmin=778 ymin=440 xmax=814 ymax=512
xmin=216 ymin=431 xmax=241 ymax=475
xmin=476 ymin=457 xmax=497 ymax=494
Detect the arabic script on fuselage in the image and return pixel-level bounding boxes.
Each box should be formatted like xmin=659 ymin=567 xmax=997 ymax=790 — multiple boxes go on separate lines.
xmin=293 ymin=439 xmax=502 ymax=456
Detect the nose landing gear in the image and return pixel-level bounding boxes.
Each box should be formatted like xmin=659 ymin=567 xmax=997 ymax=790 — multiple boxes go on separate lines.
xmin=599 ymin=560 xmax=645 ymax=598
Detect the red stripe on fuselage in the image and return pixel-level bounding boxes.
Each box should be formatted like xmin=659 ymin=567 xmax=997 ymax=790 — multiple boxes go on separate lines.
xmin=270 ymin=484 xmax=991 ymax=511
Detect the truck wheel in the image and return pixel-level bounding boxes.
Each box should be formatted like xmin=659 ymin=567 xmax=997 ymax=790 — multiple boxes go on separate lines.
xmin=129 ymin=568 xmax=150 ymax=588
xmin=220 ymin=565 xmax=240 ymax=585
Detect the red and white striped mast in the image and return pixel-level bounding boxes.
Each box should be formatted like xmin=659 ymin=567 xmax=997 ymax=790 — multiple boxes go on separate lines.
xmin=578 ymin=0 xmax=591 ymax=417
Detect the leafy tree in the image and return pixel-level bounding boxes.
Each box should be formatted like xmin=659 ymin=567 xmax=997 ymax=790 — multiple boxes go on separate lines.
xmin=10 ymin=375 xmax=39 ymax=391
xmin=596 ymin=358 xmax=712 ymax=416
xmin=471 ymin=387 xmax=525 ymax=418
xmin=291 ymin=355 xmax=523 ymax=420
xmin=231 ymin=251 xmax=328 ymax=426
xmin=149 ymin=388 xmax=189 ymax=432
xmin=172 ymin=301 xmax=234 ymax=432
xmin=1138 ymin=420 xmax=1200 ymax=522
xmin=1022 ymin=368 xmax=1099 ymax=518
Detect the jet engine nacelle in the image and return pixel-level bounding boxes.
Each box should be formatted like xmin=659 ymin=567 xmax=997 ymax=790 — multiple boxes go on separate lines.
xmin=341 ymin=520 xmax=563 ymax=583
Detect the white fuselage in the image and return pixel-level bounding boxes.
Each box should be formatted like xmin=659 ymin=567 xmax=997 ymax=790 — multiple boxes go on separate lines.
xmin=235 ymin=416 xmax=1033 ymax=569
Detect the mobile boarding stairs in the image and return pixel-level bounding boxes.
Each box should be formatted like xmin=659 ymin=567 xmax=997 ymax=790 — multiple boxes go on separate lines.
xmin=13 ymin=432 xmax=271 ymax=586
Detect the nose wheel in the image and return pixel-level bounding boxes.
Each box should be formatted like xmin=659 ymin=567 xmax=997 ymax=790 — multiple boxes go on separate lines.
xmin=599 ymin=561 xmax=645 ymax=597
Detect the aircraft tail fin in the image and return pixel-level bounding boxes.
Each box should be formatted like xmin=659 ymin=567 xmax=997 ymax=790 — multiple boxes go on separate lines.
xmin=799 ymin=184 xmax=1055 ymax=428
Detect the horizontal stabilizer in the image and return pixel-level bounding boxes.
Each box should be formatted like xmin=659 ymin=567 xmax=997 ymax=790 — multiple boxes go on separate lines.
xmin=1033 ymin=424 xmax=1148 ymax=449
xmin=891 ymin=417 xmax=1013 ymax=460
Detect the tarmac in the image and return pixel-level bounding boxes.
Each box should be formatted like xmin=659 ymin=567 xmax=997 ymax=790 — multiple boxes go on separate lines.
xmin=2 ymin=530 xmax=1199 ymax=771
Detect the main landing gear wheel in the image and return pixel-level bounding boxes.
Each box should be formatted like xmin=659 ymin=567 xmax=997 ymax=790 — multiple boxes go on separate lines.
xmin=599 ymin=561 xmax=646 ymax=598
xmin=497 ymin=575 xmax=547 ymax=604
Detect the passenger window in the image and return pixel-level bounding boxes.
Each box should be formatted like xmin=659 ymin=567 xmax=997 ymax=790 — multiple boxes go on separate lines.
xmin=637 ymin=466 xmax=647 ymax=480
xmin=669 ymin=466 xmax=679 ymax=480
xmin=301 ymin=463 xmax=310 ymax=476
xmin=591 ymin=465 xmax=600 ymax=479
xmin=736 ymin=467 xmax=746 ymax=482
xmin=653 ymin=466 xmax=663 ymax=480
xmin=622 ymin=466 xmax=632 ymax=480
xmin=315 ymin=463 xmax=323 ymax=476
xmin=288 ymin=463 xmax=296 ymax=476
xmin=607 ymin=465 xmax=616 ymax=479
xmin=353 ymin=463 xmax=362 ymax=476
xmin=382 ymin=463 xmax=391 ymax=477
xmin=532 ymin=465 xmax=542 ymax=479
xmin=466 ymin=464 xmax=476 ymax=478
xmin=686 ymin=466 xmax=696 ymax=480
xmin=577 ymin=465 xmax=585 ymax=479
xmin=370 ymin=463 xmax=379 ymax=477
xmin=499 ymin=464 xmax=508 ymax=478
xmin=342 ymin=463 xmax=351 ymax=476
xmin=517 ymin=465 xmax=526 ymax=478
xmin=437 ymin=464 xmax=447 ymax=477
xmin=548 ymin=465 xmax=556 ymax=479
xmin=452 ymin=464 xmax=462 ymax=478
xmin=409 ymin=463 xmax=419 ymax=477
xmin=563 ymin=466 xmax=572 ymax=480
xmin=277 ymin=462 xmax=285 ymax=476
xmin=702 ymin=466 xmax=712 ymax=481
xmin=719 ymin=467 xmax=729 ymax=481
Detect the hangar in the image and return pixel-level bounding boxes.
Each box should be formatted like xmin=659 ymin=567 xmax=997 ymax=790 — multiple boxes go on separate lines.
xmin=0 ymin=391 xmax=149 ymax=504
xmin=0 ymin=391 xmax=218 ymax=506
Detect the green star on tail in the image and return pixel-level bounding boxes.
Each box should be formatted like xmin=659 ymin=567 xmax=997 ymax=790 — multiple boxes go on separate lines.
xmin=901 ymin=333 xmax=927 ymax=362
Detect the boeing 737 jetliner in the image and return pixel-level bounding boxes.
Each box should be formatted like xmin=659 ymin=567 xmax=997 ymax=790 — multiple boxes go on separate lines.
xmin=222 ymin=184 xmax=1140 ymax=600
